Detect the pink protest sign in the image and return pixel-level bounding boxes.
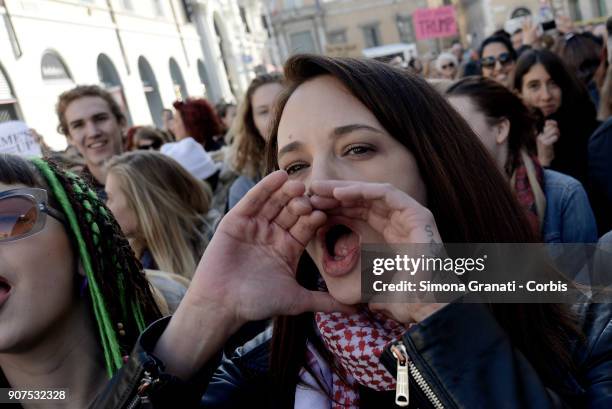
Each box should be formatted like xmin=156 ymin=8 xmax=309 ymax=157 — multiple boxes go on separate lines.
xmin=413 ymin=5 xmax=458 ymax=40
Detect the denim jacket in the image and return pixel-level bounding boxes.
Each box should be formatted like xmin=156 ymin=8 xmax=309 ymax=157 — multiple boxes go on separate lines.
xmin=542 ymin=169 xmax=598 ymax=243
xmin=228 ymin=175 xmax=257 ymax=210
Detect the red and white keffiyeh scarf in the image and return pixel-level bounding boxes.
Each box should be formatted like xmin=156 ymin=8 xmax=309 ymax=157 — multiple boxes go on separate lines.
xmin=296 ymin=308 xmax=408 ymax=408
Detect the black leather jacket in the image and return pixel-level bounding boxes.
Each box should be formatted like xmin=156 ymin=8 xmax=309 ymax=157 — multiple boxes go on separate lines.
xmin=95 ymin=302 xmax=610 ymax=408
xmin=200 ymin=302 xmax=611 ymax=408
xmin=91 ymin=317 xmax=220 ymax=409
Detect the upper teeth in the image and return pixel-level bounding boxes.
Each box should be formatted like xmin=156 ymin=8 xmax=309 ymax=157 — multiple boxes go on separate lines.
xmin=89 ymin=142 xmax=105 ymax=148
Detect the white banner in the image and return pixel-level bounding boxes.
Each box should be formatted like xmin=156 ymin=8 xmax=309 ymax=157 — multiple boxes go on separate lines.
xmin=0 ymin=121 xmax=42 ymax=158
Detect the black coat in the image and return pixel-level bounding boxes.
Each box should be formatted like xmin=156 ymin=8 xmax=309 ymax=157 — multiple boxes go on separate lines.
xmin=94 ymin=302 xmax=611 ymax=408
xmin=201 ymin=303 xmax=612 ymax=408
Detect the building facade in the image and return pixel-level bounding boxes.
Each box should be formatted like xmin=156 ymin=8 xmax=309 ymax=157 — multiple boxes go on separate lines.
xmin=267 ymin=0 xmax=610 ymax=62
xmin=267 ymin=0 xmax=430 ymax=60
xmin=459 ymin=0 xmax=610 ymax=47
xmin=0 ymin=0 xmax=268 ymax=149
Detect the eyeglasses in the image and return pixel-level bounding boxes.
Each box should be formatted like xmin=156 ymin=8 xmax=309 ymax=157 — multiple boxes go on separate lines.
xmin=480 ymin=52 xmax=513 ymax=69
xmin=0 ymin=188 xmax=66 ymax=243
xmin=441 ymin=62 xmax=456 ymax=70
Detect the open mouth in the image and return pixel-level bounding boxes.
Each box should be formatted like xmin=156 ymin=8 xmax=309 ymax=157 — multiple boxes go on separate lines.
xmin=0 ymin=276 xmax=12 ymax=307
xmin=87 ymin=140 xmax=108 ymax=150
xmin=320 ymin=223 xmax=361 ymax=277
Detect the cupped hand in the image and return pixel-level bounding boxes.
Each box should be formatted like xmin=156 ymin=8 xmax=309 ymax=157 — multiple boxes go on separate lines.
xmin=309 ymin=180 xmax=448 ymax=324
xmin=185 ymin=171 xmax=354 ymax=330
xmin=309 ymin=180 xmax=442 ymax=244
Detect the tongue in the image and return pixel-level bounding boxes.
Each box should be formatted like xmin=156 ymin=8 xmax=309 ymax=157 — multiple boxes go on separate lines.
xmin=333 ymin=231 xmax=360 ymax=258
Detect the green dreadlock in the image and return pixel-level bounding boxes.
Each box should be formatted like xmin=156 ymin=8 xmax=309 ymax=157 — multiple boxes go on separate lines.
xmin=30 ymin=158 xmax=161 ymax=377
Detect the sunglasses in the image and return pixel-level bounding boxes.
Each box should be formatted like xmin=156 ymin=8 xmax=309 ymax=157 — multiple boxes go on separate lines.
xmin=137 ymin=140 xmax=162 ymax=151
xmin=137 ymin=139 xmax=163 ymax=151
xmin=441 ymin=62 xmax=456 ymax=70
xmin=0 ymin=188 xmax=66 ymax=243
xmin=480 ymin=52 xmax=513 ymax=69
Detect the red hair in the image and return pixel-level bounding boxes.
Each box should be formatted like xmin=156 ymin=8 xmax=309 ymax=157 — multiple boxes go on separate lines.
xmin=173 ymin=98 xmax=222 ymax=151
xmin=125 ymin=126 xmax=142 ymax=151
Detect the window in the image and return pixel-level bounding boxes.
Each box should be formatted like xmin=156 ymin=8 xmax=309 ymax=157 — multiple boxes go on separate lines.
xmin=239 ymin=7 xmax=250 ymax=33
xmin=0 ymin=64 xmax=20 ymax=122
xmin=169 ymin=58 xmax=188 ymax=100
xmin=197 ymin=59 xmax=212 ymax=99
xmin=283 ymin=0 xmax=303 ymax=9
xmin=289 ymin=31 xmax=317 ymax=54
xmin=396 ymin=15 xmax=414 ymax=43
xmin=97 ymin=54 xmax=133 ymax=125
xmin=261 ymin=15 xmax=271 ymax=38
xmin=510 ymin=7 xmax=531 ymax=19
xmin=567 ymin=0 xmax=582 ymax=20
xmin=41 ymin=51 xmax=73 ymax=82
xmin=327 ymin=30 xmax=347 ymax=45
xmin=594 ymin=0 xmax=607 ymax=16
xmin=362 ymin=24 xmax=381 ymax=48
xmin=138 ymin=56 xmax=164 ymax=128
xmin=181 ymin=0 xmax=193 ymax=22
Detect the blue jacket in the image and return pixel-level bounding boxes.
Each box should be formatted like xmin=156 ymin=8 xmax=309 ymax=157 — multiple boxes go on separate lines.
xmin=228 ymin=175 xmax=257 ymax=210
xmin=542 ymin=169 xmax=598 ymax=243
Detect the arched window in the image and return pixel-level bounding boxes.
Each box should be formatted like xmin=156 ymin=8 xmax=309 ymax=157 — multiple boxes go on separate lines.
xmin=97 ymin=54 xmax=133 ymax=125
xmin=138 ymin=56 xmax=164 ymax=128
xmin=510 ymin=7 xmax=532 ymax=19
xmin=197 ymin=59 xmax=211 ymax=99
xmin=169 ymin=58 xmax=188 ymax=100
xmin=41 ymin=50 xmax=73 ymax=82
xmin=0 ymin=64 xmax=21 ymax=122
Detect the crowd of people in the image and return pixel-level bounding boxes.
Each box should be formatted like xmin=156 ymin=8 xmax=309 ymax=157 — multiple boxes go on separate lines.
xmin=0 ymin=15 xmax=611 ymax=409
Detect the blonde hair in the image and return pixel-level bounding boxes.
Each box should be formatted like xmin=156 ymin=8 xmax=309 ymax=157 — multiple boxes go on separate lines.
xmin=107 ymin=151 xmax=211 ymax=279
xmin=228 ymin=73 xmax=283 ymax=179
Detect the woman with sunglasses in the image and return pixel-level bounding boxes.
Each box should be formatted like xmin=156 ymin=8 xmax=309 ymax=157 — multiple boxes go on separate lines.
xmin=149 ymin=55 xmax=611 ymax=408
xmin=514 ymin=49 xmax=600 ymax=192
xmin=132 ymin=126 xmax=165 ymax=151
xmin=447 ymin=76 xmax=597 ymax=243
xmin=0 ymin=154 xmax=212 ymax=407
xmin=434 ymin=52 xmax=458 ymax=80
xmin=479 ymin=34 xmax=517 ymax=88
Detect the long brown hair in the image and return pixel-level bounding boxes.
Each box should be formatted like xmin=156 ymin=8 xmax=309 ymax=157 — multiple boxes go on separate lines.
xmin=229 ymin=73 xmax=283 ymax=179
xmin=514 ymin=49 xmax=598 ymax=184
xmin=446 ymin=76 xmax=538 ymax=177
xmin=264 ymin=55 xmax=579 ymax=405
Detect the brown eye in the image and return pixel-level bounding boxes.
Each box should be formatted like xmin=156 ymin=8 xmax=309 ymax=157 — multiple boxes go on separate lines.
xmin=285 ymin=163 xmax=308 ymax=175
xmin=344 ymin=144 xmax=375 ymax=156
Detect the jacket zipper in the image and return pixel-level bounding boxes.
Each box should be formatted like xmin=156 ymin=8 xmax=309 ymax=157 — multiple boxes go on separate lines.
xmin=124 ymin=370 xmax=154 ymax=409
xmin=125 ymin=395 xmax=140 ymax=409
xmin=391 ymin=343 xmax=409 ymax=407
xmin=391 ymin=341 xmax=445 ymax=409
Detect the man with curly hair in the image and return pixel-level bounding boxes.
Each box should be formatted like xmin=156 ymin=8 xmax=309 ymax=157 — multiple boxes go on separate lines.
xmin=56 ymin=85 xmax=126 ymax=201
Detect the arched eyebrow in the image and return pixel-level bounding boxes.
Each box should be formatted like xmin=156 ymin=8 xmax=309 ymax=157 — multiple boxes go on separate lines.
xmin=278 ymin=123 xmax=383 ymax=160
xmin=333 ymin=124 xmax=384 ymax=136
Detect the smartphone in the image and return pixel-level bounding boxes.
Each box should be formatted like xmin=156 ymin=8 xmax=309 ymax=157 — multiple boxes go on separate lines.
xmin=541 ymin=20 xmax=557 ymax=32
